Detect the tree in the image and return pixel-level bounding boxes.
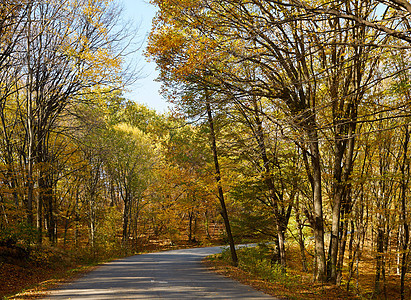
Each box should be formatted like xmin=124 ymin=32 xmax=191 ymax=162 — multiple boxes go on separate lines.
xmin=287 ymin=0 xmax=411 ymax=44
xmin=147 ymin=1 xmax=240 ymax=265
xmin=17 ymin=0 xmax=128 ymax=243
xmin=103 ymin=124 xmax=154 ymax=247
xmin=147 ymin=0 xmax=328 ymax=279
xmin=147 ymin=0 xmax=393 ymax=282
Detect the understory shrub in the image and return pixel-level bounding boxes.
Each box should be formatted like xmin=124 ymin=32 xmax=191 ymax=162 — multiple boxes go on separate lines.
xmin=221 ymin=243 xmax=300 ymax=288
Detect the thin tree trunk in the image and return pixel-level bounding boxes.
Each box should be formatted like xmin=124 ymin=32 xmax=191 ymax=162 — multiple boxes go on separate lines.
xmin=37 ymin=173 xmax=44 ymax=245
xmin=295 ymin=196 xmax=308 ymax=272
xmin=43 ymin=173 xmax=56 ymax=245
xmin=336 ymin=217 xmax=349 ymax=285
xmin=346 ymin=221 xmax=355 ymax=291
xmin=90 ymin=212 xmax=95 ymax=249
xmin=205 ymin=96 xmax=238 ymax=267
xmin=251 ymin=98 xmax=289 ymax=268
xmin=399 ymin=125 xmax=409 ymax=300
xmin=63 ymin=209 xmax=70 ymax=247
xmin=26 ymin=2 xmax=34 ymax=228
xmin=375 ymin=225 xmax=385 ymax=296
xmin=204 ymin=211 xmax=211 ymax=239
xmin=188 ymin=210 xmax=193 ymax=242
xmin=122 ymin=197 xmax=130 ymax=247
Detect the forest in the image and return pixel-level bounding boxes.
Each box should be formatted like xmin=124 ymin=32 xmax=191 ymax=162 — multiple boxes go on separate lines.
xmin=0 ymin=0 xmax=410 ymax=299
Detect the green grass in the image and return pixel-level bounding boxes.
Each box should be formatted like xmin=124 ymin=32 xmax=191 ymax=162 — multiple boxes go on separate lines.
xmin=219 ymin=243 xmax=302 ymax=288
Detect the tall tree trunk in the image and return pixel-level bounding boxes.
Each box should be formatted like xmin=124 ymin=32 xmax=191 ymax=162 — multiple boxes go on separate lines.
xmin=63 ymin=207 xmax=70 ymax=247
xmin=75 ymin=190 xmax=79 ymax=248
xmin=375 ymin=219 xmax=385 ymax=296
xmin=37 ymin=172 xmax=44 ymax=245
xmin=328 ymin=124 xmax=356 ymax=283
xmin=328 ymin=184 xmax=343 ymax=282
xmin=89 ymin=191 xmax=98 ymax=250
xmin=345 ymin=220 xmax=355 ymax=291
xmin=205 ymin=96 xmax=238 ymax=266
xmin=90 ymin=210 xmax=95 ymax=250
xmin=251 ymin=98 xmax=290 ymax=268
xmin=204 ymin=211 xmax=211 ymax=239
xmin=131 ymin=198 xmax=140 ymax=250
xmin=307 ymin=127 xmax=326 ymax=282
xmin=45 ymin=178 xmax=55 ymax=245
xmin=399 ymin=125 xmax=410 ymax=300
xmin=122 ymin=197 xmax=130 ymax=247
xmin=295 ymin=195 xmax=308 ymax=272
xmin=336 ymin=217 xmax=349 ymax=285
xmin=188 ymin=210 xmax=193 ymax=242
xmin=25 ymin=1 xmax=34 ymax=228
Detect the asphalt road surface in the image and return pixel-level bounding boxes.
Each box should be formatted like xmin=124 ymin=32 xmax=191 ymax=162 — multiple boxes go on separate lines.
xmin=45 ymin=246 xmax=276 ymax=299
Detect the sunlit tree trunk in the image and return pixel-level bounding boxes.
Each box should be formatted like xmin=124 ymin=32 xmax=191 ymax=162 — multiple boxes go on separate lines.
xmin=25 ymin=1 xmax=34 ymax=228
xmin=205 ymin=93 xmax=238 ymax=266
xmin=249 ymin=97 xmax=291 ymax=268
xmin=399 ymin=125 xmax=410 ymax=300
xmin=295 ymin=194 xmax=308 ymax=272
xmin=307 ymin=126 xmax=326 ymax=282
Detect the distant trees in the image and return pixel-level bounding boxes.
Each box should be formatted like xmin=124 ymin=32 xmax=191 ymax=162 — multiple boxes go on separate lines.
xmin=0 ymin=0 xmax=134 ymax=247
xmin=103 ymin=124 xmax=154 ymax=246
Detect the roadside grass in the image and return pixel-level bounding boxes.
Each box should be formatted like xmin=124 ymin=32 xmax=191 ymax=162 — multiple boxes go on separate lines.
xmin=204 ymin=243 xmax=360 ymax=300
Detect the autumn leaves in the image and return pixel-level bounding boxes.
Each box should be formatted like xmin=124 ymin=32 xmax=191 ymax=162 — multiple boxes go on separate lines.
xmin=146 ymin=0 xmax=411 ymax=294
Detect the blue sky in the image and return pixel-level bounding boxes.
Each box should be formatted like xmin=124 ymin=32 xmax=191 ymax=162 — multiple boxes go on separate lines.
xmin=120 ymin=0 xmax=169 ymax=113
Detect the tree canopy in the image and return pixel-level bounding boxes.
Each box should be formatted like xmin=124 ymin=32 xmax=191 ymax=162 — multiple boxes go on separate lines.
xmin=1 ymin=0 xmax=411 ymax=298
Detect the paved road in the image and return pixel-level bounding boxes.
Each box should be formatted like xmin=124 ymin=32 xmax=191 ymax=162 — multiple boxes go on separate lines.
xmin=45 ymin=246 xmax=275 ymax=299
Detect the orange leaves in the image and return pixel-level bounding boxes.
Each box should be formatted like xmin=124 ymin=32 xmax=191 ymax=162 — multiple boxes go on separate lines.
xmin=147 ymin=22 xmax=218 ymax=85
xmin=146 ymin=0 xmax=222 ymax=92
xmin=147 ymin=28 xmax=186 ymax=64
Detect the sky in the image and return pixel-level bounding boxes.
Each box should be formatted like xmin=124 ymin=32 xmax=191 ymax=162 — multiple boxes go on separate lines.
xmin=120 ymin=0 xmax=169 ymax=113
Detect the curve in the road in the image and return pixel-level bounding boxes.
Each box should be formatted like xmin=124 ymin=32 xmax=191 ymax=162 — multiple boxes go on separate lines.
xmin=45 ymin=246 xmax=276 ymax=299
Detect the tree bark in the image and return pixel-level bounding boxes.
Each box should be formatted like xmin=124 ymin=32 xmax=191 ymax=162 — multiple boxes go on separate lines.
xmin=250 ymin=98 xmax=290 ymax=268
xmin=36 ymin=173 xmax=44 ymax=245
xmin=25 ymin=1 xmax=34 ymax=227
xmin=295 ymin=195 xmax=308 ymax=272
xmin=122 ymin=196 xmax=130 ymax=247
xmin=399 ymin=125 xmax=409 ymax=300
xmin=307 ymin=127 xmax=326 ymax=282
xmin=205 ymin=95 xmax=238 ymax=266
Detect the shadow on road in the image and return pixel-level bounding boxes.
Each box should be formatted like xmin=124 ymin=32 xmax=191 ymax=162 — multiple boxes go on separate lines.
xmin=45 ymin=246 xmax=275 ymax=299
